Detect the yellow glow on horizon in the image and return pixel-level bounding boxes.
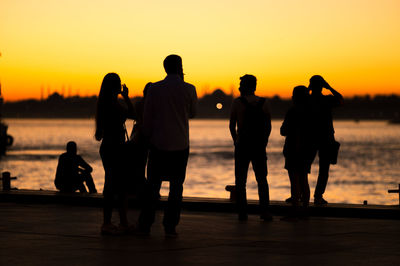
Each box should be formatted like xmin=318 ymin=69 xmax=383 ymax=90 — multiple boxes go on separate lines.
xmin=1 ymin=0 xmax=400 ymax=101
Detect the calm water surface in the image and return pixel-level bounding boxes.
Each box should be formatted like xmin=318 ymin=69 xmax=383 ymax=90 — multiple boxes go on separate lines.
xmin=1 ymin=119 xmax=399 ymax=205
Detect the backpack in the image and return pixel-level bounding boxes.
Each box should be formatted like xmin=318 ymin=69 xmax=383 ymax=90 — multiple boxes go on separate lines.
xmin=238 ymin=97 xmax=269 ymax=146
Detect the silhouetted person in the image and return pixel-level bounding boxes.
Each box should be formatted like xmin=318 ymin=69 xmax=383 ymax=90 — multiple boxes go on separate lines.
xmin=229 ymin=74 xmax=272 ymax=221
xmin=55 ymin=141 xmax=97 ymax=193
xmin=281 ymin=86 xmax=312 ymax=211
xmin=119 ymin=82 xmax=151 ymax=199
xmin=127 ymin=83 xmax=151 ymax=195
xmin=130 ymin=83 xmax=151 ymax=145
xmin=308 ymin=75 xmax=344 ymax=205
xmin=138 ymin=55 xmax=197 ymax=237
xmin=95 ymin=73 xmax=135 ymax=235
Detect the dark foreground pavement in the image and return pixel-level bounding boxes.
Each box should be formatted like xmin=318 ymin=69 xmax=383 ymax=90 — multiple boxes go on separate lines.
xmin=0 ymin=203 xmax=399 ymax=266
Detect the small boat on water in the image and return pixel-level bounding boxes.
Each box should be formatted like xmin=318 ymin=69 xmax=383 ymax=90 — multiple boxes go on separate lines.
xmin=0 ymin=83 xmax=14 ymax=157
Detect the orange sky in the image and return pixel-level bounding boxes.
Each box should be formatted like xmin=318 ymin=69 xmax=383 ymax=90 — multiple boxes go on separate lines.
xmin=1 ymin=0 xmax=400 ymax=101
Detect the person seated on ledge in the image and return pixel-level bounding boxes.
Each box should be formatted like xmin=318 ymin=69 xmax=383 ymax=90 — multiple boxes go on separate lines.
xmin=55 ymin=141 xmax=97 ymax=193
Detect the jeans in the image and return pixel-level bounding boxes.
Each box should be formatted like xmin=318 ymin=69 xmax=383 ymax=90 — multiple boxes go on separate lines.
xmin=310 ymin=140 xmax=333 ymax=199
xmin=235 ymin=144 xmax=269 ymax=215
xmin=139 ymin=147 xmax=189 ymax=230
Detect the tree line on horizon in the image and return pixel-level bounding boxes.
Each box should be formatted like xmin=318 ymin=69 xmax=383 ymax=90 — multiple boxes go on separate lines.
xmin=2 ymin=89 xmax=400 ymax=120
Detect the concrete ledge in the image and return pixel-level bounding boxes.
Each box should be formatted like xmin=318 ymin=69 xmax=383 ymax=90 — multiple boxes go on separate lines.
xmin=0 ymin=189 xmax=399 ymax=219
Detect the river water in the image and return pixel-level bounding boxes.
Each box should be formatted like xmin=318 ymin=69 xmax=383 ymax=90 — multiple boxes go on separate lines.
xmin=1 ymin=119 xmax=399 ymax=205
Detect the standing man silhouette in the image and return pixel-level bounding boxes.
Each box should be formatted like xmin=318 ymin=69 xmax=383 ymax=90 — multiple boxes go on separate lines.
xmin=229 ymin=74 xmax=272 ymax=221
xmin=138 ymin=55 xmax=197 ymax=237
xmin=308 ymin=75 xmax=344 ymax=205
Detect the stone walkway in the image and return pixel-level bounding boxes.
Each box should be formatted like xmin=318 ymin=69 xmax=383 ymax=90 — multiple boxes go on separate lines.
xmin=0 ymin=202 xmax=399 ymax=265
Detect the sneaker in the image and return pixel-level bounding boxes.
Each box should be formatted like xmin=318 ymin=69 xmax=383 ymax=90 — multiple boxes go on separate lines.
xmin=285 ymin=197 xmax=294 ymax=203
xmin=165 ymin=227 xmax=178 ymax=238
xmin=314 ymin=197 xmax=328 ymax=205
xmin=260 ymin=212 xmax=273 ymax=221
xmin=101 ymin=223 xmax=118 ymax=235
xmin=286 ymin=197 xmax=303 ymax=205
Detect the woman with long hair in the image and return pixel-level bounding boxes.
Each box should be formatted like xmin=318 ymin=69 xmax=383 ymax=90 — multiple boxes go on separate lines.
xmin=95 ymin=72 xmax=134 ymax=234
xmin=280 ymin=86 xmax=312 ymax=217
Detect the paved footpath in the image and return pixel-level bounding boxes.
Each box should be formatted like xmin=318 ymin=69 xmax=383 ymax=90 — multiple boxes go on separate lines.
xmin=0 ymin=202 xmax=399 ymax=266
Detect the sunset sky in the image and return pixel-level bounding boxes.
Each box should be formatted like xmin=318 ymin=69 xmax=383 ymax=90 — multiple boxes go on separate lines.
xmin=1 ymin=0 xmax=399 ymax=101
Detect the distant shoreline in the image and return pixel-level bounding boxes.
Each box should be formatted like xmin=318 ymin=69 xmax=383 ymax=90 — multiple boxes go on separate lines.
xmin=2 ymin=117 xmax=398 ymax=122
xmin=2 ymin=91 xmax=400 ymax=120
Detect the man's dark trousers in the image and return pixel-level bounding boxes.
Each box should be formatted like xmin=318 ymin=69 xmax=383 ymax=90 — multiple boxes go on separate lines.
xmin=139 ymin=147 xmax=189 ymax=231
xmin=313 ymin=141 xmax=332 ymax=199
xmin=235 ymin=144 xmax=269 ymax=215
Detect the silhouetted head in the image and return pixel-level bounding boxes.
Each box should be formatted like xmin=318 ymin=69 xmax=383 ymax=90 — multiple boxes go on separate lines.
xmin=143 ymin=82 xmax=152 ymax=98
xmin=95 ymin=73 xmax=122 ymax=141
xmin=309 ymin=75 xmax=325 ymax=95
xmin=239 ymin=74 xmax=257 ymax=96
xmin=99 ymin=73 xmax=121 ymax=99
xmin=292 ymin=86 xmax=309 ymax=105
xmin=66 ymin=141 xmax=77 ymax=155
xmin=163 ymin=55 xmax=183 ymax=77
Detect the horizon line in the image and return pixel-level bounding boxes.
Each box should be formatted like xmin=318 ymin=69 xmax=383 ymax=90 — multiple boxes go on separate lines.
xmin=3 ymin=92 xmax=400 ymax=103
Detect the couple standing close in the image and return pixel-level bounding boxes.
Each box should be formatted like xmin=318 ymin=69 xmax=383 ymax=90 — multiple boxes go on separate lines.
xmin=281 ymin=76 xmax=343 ymax=213
xmin=230 ymin=74 xmax=343 ymax=220
xmin=95 ymin=55 xmax=197 ymax=236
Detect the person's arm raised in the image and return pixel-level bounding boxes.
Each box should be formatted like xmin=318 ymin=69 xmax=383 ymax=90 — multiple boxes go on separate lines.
xmin=324 ymin=81 xmax=344 ymax=105
xmin=121 ymin=84 xmax=136 ymax=119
